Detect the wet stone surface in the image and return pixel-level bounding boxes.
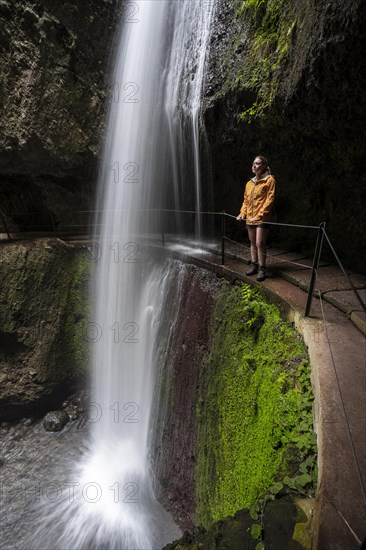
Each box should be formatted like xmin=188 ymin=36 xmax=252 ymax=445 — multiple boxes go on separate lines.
xmin=43 ymin=410 xmax=70 ymax=432
xmin=0 ymin=415 xmax=89 ymax=547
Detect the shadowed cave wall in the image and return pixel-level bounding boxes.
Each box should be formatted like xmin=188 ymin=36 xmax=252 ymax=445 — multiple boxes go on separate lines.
xmin=203 ymin=0 xmax=366 ymax=272
xmin=0 ymin=0 xmax=123 ymax=231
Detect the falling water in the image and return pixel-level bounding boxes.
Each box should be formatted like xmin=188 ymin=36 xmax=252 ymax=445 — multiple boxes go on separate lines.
xmin=85 ymin=3 xmax=216 ymax=546
xmin=164 ymin=0 xmax=216 ymax=238
xmin=7 ymin=1 xmax=217 ymax=549
xmin=84 ymin=1 xmax=216 ymax=546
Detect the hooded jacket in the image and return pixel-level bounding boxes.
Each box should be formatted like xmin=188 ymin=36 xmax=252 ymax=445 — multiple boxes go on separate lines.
xmin=238 ymin=173 xmax=275 ymax=225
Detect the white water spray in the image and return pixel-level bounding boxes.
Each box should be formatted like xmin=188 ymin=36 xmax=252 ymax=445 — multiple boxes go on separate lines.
xmin=164 ymin=1 xmax=216 ymax=238
xmin=79 ymin=2 xmax=217 ymax=547
xmin=24 ymin=1 xmax=217 ymax=549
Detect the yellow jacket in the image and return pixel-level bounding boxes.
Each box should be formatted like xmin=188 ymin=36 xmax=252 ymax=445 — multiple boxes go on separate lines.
xmin=238 ymin=174 xmax=275 ymax=225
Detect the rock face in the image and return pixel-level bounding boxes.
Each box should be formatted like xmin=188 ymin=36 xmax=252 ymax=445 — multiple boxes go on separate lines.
xmin=0 ymin=239 xmax=90 ymax=420
xmin=203 ymin=0 xmax=366 ymax=272
xmin=153 ymin=263 xmax=315 ymax=543
xmin=153 ymin=265 xmax=222 ymax=532
xmin=164 ymin=497 xmax=313 ymax=550
xmin=0 ymin=0 xmax=122 ymax=230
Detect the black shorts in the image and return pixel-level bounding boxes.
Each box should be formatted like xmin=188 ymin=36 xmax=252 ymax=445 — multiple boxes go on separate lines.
xmin=246 ymin=223 xmax=270 ymax=230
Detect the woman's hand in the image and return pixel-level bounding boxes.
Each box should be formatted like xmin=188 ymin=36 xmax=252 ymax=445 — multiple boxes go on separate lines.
xmin=236 ymin=215 xmax=244 ymax=220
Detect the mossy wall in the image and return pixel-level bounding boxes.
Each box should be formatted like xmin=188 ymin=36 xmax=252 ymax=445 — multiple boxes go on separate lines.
xmin=0 ymin=239 xmax=91 ymax=419
xmin=154 ymin=263 xmax=316 ymax=546
xmin=195 ymin=282 xmax=316 ymax=530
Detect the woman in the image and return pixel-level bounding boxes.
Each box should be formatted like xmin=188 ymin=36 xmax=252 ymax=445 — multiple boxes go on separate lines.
xmin=236 ymin=155 xmax=275 ymax=282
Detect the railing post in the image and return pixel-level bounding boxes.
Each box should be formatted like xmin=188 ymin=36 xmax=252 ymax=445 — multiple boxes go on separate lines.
xmin=50 ymin=211 xmax=57 ymax=232
xmin=0 ymin=211 xmax=11 ymax=240
xmin=305 ymin=222 xmax=325 ymax=317
xmin=221 ymin=210 xmax=225 ymax=265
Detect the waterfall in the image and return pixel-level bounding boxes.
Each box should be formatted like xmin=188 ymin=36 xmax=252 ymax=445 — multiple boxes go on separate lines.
xmin=86 ymin=3 xmax=216 ymax=546
xmin=89 ymin=0 xmax=217 ymax=539
xmin=21 ymin=1 xmax=217 ymax=549
xmin=164 ymin=0 xmax=216 ymax=238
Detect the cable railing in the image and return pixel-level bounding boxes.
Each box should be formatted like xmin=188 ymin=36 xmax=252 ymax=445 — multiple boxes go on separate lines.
xmin=1 ymin=208 xmax=365 ymax=319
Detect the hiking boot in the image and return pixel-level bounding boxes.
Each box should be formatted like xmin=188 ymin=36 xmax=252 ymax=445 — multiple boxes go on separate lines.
xmin=257 ymin=266 xmax=266 ymax=282
xmin=246 ymin=262 xmax=258 ymax=276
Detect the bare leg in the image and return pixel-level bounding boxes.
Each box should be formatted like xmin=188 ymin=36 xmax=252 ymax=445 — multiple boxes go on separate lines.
xmin=247 ymin=227 xmax=258 ymax=263
xmin=256 ymin=227 xmax=269 ymax=267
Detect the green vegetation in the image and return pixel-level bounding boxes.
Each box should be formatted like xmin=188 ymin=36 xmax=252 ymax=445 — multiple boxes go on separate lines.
xmin=234 ymin=0 xmax=298 ymax=121
xmin=63 ymin=249 xmax=91 ymax=377
xmin=195 ymin=282 xmax=317 ymax=531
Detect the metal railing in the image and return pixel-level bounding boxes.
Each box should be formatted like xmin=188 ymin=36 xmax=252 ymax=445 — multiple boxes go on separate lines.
xmin=1 ymin=208 xmax=365 ymax=319
xmin=156 ymin=208 xmax=329 ymax=318
xmin=220 ymin=212 xmax=325 ymax=318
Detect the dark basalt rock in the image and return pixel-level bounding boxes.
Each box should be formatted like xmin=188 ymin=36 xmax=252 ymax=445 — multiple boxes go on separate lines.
xmin=43 ymin=409 xmax=69 ymax=432
xmin=0 ymin=0 xmax=123 ymax=232
xmin=0 ymin=239 xmax=90 ymax=421
xmin=61 ymin=390 xmax=89 ymax=422
xmin=163 ymin=498 xmax=309 ymax=549
xmin=153 ymin=265 xmax=223 ymax=532
xmin=203 ymin=0 xmax=366 ymax=273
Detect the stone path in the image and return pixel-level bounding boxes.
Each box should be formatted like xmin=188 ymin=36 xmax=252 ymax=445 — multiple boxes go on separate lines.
xmin=196 ymin=238 xmax=366 ymax=337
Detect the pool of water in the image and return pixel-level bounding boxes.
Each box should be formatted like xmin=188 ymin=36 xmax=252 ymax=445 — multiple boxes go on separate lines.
xmin=0 ymin=416 xmax=180 ymax=550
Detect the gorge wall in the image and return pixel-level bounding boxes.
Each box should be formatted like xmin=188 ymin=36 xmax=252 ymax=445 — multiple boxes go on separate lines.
xmin=0 ymin=239 xmax=90 ymax=419
xmin=154 ymin=262 xmax=316 ymax=549
xmin=203 ymin=0 xmax=366 ymax=272
xmin=0 ymin=0 xmax=122 ymax=232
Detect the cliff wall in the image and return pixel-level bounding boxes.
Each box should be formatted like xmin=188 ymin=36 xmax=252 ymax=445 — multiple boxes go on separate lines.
xmin=155 ymin=263 xmax=316 ymax=550
xmin=0 ymin=239 xmax=90 ymax=419
xmin=0 ymin=0 xmax=122 ymax=231
xmin=204 ymin=0 xmax=366 ymax=271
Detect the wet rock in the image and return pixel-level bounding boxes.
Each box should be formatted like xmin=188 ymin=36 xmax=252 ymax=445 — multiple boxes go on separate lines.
xmin=163 ymin=508 xmax=256 ymax=549
xmin=20 ymin=417 xmax=33 ymax=427
xmin=0 ymin=0 xmax=123 ymax=230
xmin=43 ymin=410 xmax=69 ymax=432
xmin=163 ymin=498 xmax=314 ymax=549
xmin=61 ymin=390 xmax=89 ymax=421
xmin=153 ymin=266 xmax=222 ymax=531
xmin=0 ymin=240 xmax=90 ymax=421
xmin=204 ymin=0 xmax=366 ymax=273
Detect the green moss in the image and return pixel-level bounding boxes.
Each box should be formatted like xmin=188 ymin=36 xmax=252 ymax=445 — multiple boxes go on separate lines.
xmin=0 ymin=240 xmax=93 ymax=416
xmin=195 ymin=283 xmax=316 ymax=529
xmin=234 ymin=0 xmax=298 ymax=121
xmin=238 ymin=0 xmax=266 ymax=13
xmin=62 ymin=248 xmax=91 ymax=378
